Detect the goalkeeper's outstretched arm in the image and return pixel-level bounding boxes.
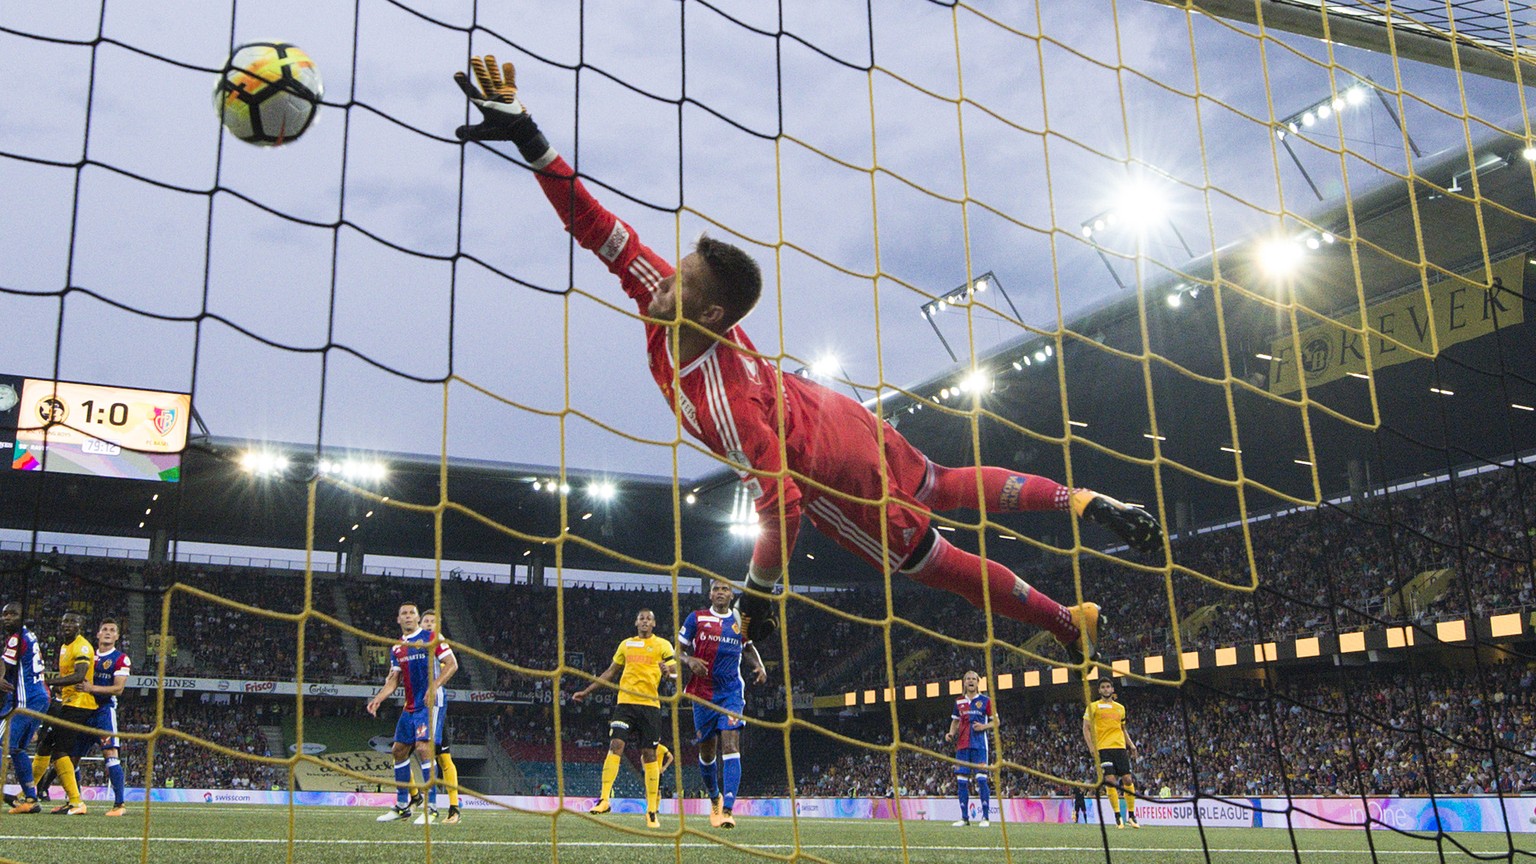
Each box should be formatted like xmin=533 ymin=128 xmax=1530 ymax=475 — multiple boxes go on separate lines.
xmin=454 ymin=55 xmax=662 ymax=311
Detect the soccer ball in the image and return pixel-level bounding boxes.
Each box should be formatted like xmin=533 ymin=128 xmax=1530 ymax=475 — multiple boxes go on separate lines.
xmin=213 ymin=42 xmax=323 ymax=146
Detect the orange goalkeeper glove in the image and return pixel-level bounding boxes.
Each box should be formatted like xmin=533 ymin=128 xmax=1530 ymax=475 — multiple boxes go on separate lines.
xmin=453 ymin=55 xmax=552 ymax=164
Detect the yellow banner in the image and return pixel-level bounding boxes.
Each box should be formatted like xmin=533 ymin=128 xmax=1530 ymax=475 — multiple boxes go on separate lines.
xmin=294 ymin=750 xmax=397 ymax=792
xmin=1267 ymin=254 xmax=1526 ymax=395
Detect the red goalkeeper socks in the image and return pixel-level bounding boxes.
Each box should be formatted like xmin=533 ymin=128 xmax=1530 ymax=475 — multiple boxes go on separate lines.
xmin=903 ymin=535 xmax=1077 ymax=643
xmin=926 ymin=466 xmax=1072 ymax=513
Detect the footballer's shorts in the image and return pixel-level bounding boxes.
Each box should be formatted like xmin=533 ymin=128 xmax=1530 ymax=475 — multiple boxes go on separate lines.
xmin=1098 ymin=747 xmax=1132 ymax=778
xmin=70 ymin=704 xmax=119 ymax=760
xmin=691 ymin=692 xmax=746 ymax=742
xmin=36 ymin=702 xmax=95 ymax=759
xmin=954 ymin=743 xmax=990 ymax=775
xmin=797 ymin=397 xmax=935 ymax=572
xmin=608 ymin=702 xmax=664 ymax=749
xmin=394 ymin=707 xmax=442 ymax=746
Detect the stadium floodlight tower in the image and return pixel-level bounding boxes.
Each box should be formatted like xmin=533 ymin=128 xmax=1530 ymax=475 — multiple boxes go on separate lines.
xmin=919 ymin=271 xmax=1018 ymax=363
xmin=1080 ymin=177 xmax=1194 ymax=292
xmin=1274 ymin=77 xmax=1420 ymax=200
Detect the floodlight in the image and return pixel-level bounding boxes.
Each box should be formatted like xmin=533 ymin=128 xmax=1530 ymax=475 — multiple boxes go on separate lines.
xmin=1166 ymin=292 xmax=1183 ymax=308
xmin=1523 ymin=146 xmax=1536 ymax=162
xmin=959 ymin=369 xmax=990 ymax=394
xmin=1113 ymin=182 xmax=1167 ymax=231
xmin=810 ymin=355 xmax=841 ymax=379
xmin=1257 ymin=238 xmax=1305 ymax=278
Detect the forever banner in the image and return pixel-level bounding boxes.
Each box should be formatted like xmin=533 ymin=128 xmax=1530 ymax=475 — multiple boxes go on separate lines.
xmin=1267 ymin=252 xmax=1526 ymax=396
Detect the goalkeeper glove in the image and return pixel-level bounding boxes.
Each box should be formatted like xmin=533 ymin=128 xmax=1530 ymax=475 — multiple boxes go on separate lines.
xmin=453 ymin=55 xmax=553 ymax=164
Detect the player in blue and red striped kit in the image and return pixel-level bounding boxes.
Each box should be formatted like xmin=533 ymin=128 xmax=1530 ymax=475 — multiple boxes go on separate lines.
xmin=367 ymin=602 xmax=458 ymax=824
xmin=944 ymin=670 xmax=998 ymax=827
xmin=77 ymin=619 xmax=131 ymax=816
xmin=450 ymin=56 xmax=1164 ymax=671
xmin=679 ymin=581 xmax=765 ymax=829
xmin=1 ymin=602 xmax=51 ymax=813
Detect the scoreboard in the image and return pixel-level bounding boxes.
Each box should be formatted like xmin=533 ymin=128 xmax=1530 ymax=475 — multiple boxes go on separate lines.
xmin=0 ymin=374 xmax=190 ymax=483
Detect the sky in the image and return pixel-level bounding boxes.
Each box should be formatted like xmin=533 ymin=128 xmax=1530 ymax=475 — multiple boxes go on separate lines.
xmin=1 ymin=0 xmax=1531 ymax=496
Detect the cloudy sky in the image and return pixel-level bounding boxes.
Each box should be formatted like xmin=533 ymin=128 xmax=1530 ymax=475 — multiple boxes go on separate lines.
xmin=1 ymin=0 xmax=1530 ymax=492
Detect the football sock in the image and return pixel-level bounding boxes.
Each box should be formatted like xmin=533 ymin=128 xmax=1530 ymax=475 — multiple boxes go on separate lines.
xmin=699 ymin=756 xmax=718 ymax=800
xmin=106 ymin=757 xmax=125 ymax=806
xmin=976 ymin=774 xmax=991 ymax=820
xmin=903 ymin=536 xmax=1077 ymax=643
xmin=32 ymin=757 xmax=50 ymax=796
xmin=643 ymin=757 xmax=660 ymax=814
xmin=956 ymin=776 xmax=970 ymax=817
xmin=419 ymin=757 xmax=436 ymax=807
xmin=393 ymin=761 xmax=413 ymax=806
xmin=720 ymin=752 xmax=741 ymax=812
xmin=1125 ymin=782 xmax=1136 ymax=820
xmin=599 ymin=752 xmax=622 ymax=801
xmin=438 ymin=753 xmax=459 ymax=807
xmin=1106 ymin=786 xmax=1122 ymax=820
xmin=55 ymin=756 xmax=81 ymax=806
xmin=926 ymin=466 xmax=1071 ymax=513
xmin=12 ymin=749 xmax=35 ymax=797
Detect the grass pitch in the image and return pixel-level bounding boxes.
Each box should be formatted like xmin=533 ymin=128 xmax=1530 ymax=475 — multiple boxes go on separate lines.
xmin=0 ymin=803 xmax=1530 ymax=864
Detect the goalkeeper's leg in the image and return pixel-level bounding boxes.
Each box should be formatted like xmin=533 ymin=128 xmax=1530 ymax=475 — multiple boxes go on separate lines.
xmin=925 ymin=465 xmax=1163 ymax=555
xmin=902 ymin=530 xmax=1076 ymax=641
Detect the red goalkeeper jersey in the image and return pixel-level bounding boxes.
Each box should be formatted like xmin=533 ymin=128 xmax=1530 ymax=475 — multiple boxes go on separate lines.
xmin=534 ymin=157 xmax=933 ymax=572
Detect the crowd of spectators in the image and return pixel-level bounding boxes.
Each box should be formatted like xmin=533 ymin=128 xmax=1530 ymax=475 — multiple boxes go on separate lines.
xmin=86 ymin=700 xmax=287 ymax=792
xmin=0 ymin=461 xmax=1530 ymax=799
xmin=3 ymin=464 xmax=1526 ymax=693
xmin=773 ymin=663 xmax=1535 ymax=800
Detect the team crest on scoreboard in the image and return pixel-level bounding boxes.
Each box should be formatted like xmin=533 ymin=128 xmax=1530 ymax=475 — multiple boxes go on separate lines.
xmin=152 ymin=407 xmax=178 ymax=436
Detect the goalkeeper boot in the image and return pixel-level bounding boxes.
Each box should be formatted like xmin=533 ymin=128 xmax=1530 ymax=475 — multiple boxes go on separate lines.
xmin=734 ymin=590 xmax=778 ymax=645
xmin=409 ymin=791 xmax=424 ymax=810
xmin=588 ymin=799 xmax=612 ymax=815
xmin=1071 ymin=490 xmax=1163 ymax=556
xmin=444 ymin=805 xmax=461 ymax=825
xmin=376 ymin=804 xmax=412 ymax=822
xmin=413 ymin=806 xmax=438 ymax=825
xmin=1060 ymin=602 xmax=1102 ymax=665
xmin=646 ymin=811 xmax=661 ymax=829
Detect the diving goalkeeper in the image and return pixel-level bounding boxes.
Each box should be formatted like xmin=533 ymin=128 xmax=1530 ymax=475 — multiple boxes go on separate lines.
xmin=452 ymin=57 xmax=1163 ymax=663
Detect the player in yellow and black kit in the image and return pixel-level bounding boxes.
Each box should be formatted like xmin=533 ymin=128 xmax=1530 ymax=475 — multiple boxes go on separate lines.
xmin=572 ymin=608 xmax=677 ymax=828
xmin=16 ymin=613 xmax=96 ymax=815
xmin=1082 ymin=676 xmax=1140 ymax=828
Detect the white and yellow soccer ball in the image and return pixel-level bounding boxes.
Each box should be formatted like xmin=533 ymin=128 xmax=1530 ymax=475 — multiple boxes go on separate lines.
xmin=213 ymin=41 xmax=323 ymax=146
